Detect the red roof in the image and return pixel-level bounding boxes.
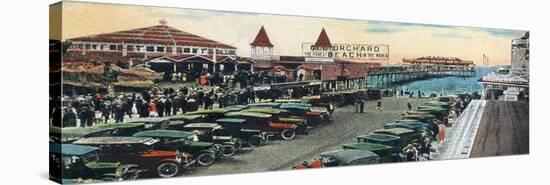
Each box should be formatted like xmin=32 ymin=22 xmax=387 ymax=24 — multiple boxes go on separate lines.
xmin=250 ymin=26 xmax=274 ymax=47
xmin=68 ymin=24 xmax=236 ymax=49
xmin=314 ymin=28 xmax=332 ymax=48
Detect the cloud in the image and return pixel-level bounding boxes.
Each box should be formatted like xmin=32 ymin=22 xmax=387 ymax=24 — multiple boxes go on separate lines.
xmin=473 ymin=28 xmax=525 ymax=37
xmin=431 ymin=32 xmax=471 ymax=39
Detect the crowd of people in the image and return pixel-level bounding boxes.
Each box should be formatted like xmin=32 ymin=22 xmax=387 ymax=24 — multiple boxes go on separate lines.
xmin=49 ymin=83 xmax=320 ymax=128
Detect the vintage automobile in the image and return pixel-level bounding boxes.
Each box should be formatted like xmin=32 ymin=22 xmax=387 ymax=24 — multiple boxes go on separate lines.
xmin=374 ymin=128 xmax=418 ymax=149
xmin=224 ymin=111 xmax=299 ymax=140
xmin=342 ymin=142 xmax=400 ymax=163
xmin=242 ymin=108 xmax=310 ymax=135
xmin=399 ymin=114 xmax=438 ymax=125
xmin=127 ymin=117 xmax=173 ymax=130
xmin=416 ymin=106 xmax=449 ymax=117
xmin=274 ymin=99 xmax=303 ymax=104
xmin=179 ymin=123 xmax=238 ymax=156
xmin=185 ymin=109 xmax=233 ymax=122
xmin=320 ymin=149 xmax=379 ymax=167
xmin=246 ymin=102 xmax=281 ymax=108
xmin=58 ymin=123 xmax=146 ymax=143
xmin=279 ymin=103 xmax=331 ymax=121
xmin=133 ymin=130 xmax=218 ymax=166
xmin=292 ymin=149 xmax=379 ymax=169
xmin=278 ymin=104 xmax=324 ymax=127
xmin=300 ymin=96 xmax=335 ymax=117
xmin=355 ymin=133 xmax=402 ymax=154
xmin=73 ymin=137 xmax=191 ymax=178
xmin=321 ymin=91 xmax=358 ymax=107
xmin=167 ymin=114 xmax=207 ymax=128
xmin=49 ymin=144 xmax=140 ymax=183
xmin=215 ymin=118 xmax=265 ymax=147
xmin=424 ymin=101 xmax=451 ymax=109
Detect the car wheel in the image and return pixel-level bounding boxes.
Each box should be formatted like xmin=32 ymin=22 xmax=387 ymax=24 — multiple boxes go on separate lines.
xmin=247 ymin=137 xmax=263 ymax=147
xmin=196 ymin=152 xmax=216 ymax=166
xmin=231 ymin=138 xmax=243 ymax=150
xmin=281 ymin=129 xmax=296 ymax=140
xmin=156 ymin=162 xmax=180 ymax=178
xmin=221 ymin=144 xmax=237 ymax=157
xmin=121 ymin=168 xmax=139 ymax=180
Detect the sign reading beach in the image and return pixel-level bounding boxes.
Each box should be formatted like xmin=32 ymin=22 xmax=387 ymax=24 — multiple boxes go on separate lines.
xmin=302 ymin=43 xmax=389 ymax=60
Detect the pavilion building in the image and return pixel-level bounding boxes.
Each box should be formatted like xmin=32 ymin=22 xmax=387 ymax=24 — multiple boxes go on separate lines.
xmin=64 ymin=20 xmax=238 ymax=81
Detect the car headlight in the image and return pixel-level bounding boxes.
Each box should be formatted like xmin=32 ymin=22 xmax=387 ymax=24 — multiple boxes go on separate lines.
xmin=175 ymin=150 xmax=183 ymax=163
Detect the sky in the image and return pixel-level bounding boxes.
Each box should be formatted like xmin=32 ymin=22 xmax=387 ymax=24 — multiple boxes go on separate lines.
xmin=50 ymin=1 xmax=527 ymax=66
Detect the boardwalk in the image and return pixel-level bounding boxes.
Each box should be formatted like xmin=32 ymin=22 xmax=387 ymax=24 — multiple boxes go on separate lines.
xmin=435 ymin=100 xmax=486 ymax=160
xmin=470 ymin=101 xmax=529 ymax=157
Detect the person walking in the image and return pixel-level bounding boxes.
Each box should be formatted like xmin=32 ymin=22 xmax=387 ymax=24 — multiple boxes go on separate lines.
xmin=63 ymin=108 xmax=77 ymax=127
xmin=149 ymin=100 xmax=158 ymax=117
xmin=407 ymin=102 xmax=412 ymax=111
xmin=359 ymin=99 xmax=365 ymax=113
xmin=113 ymin=103 xmax=125 ymax=123
xmin=157 ymin=99 xmax=165 ymax=117
xmin=437 ymin=123 xmax=446 ymax=142
xmin=376 ymin=101 xmax=383 ymax=111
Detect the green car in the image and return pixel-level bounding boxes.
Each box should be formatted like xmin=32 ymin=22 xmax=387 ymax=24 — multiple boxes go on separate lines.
xmin=356 ymin=134 xmax=402 ymax=154
xmin=320 ymin=149 xmax=379 ymax=167
xmin=49 ymin=144 xmax=139 ymax=183
xmin=168 ymin=114 xmax=207 ymax=128
xmin=216 ymin=118 xmax=264 ymax=147
xmin=133 ymin=130 xmax=218 ymax=166
xmin=185 ymin=108 xmax=233 ymax=122
xmin=374 ymin=128 xmax=418 ymax=149
xmin=342 ymin=142 xmax=400 ymax=163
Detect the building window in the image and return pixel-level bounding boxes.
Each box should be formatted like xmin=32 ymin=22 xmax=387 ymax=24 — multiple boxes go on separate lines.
xmin=176 ymin=47 xmax=183 ymax=53
xmin=228 ymin=49 xmax=236 ymax=55
xmin=146 ymin=46 xmax=155 ymax=52
xmin=192 ymin=48 xmax=198 ymax=54
xmin=109 ymin=44 xmax=117 ymax=51
xmin=127 ymin=45 xmax=134 ymax=52
xmin=157 ymin=46 xmax=165 ymax=53
xmin=184 ymin=48 xmax=191 ymax=53
xmin=85 ymin=44 xmax=91 ymax=50
xmin=201 ymin=48 xmax=208 ymax=54
xmin=219 ymin=64 xmax=225 ymax=71
xmin=135 ymin=45 xmax=144 ymax=52
xmin=91 ymin=44 xmax=98 ymax=50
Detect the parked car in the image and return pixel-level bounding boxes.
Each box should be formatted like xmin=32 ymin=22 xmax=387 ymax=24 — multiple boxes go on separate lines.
xmin=292 ymin=149 xmax=378 ymax=169
xmin=215 ymin=118 xmax=264 ymax=147
xmin=242 ymin=108 xmax=310 ymax=135
xmin=49 ymin=144 xmax=139 ymax=183
xmin=320 ymin=149 xmax=379 ymax=167
xmin=59 ymin=123 xmax=146 ymax=143
xmin=342 ymin=142 xmax=400 ymax=163
xmin=167 ymin=114 xmax=207 ymax=128
xmin=179 ymin=123 xmax=238 ymax=156
xmin=385 ymin=122 xmax=436 ymax=139
xmin=374 ymin=128 xmax=418 ymax=149
xmin=224 ymin=111 xmax=298 ymax=140
xmin=73 ymin=137 xmax=191 ymax=178
xmin=278 ymin=104 xmax=324 ymax=127
xmin=127 ymin=117 xmax=172 ymax=130
xmin=133 ymin=130 xmax=218 ymax=166
xmin=246 ymin=102 xmax=281 ymax=109
xmin=355 ymin=133 xmax=402 ymax=154
xmin=185 ymin=109 xmax=233 ymax=122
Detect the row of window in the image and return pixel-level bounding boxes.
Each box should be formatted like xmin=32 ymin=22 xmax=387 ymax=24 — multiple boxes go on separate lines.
xmin=70 ymin=42 xmax=236 ymax=55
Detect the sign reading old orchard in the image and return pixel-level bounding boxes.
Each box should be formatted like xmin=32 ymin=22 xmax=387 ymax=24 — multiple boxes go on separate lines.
xmin=302 ymin=43 xmax=389 ymax=60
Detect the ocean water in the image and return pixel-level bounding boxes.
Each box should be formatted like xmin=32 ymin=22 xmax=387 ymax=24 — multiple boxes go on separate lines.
xmin=392 ymin=67 xmax=494 ymax=95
